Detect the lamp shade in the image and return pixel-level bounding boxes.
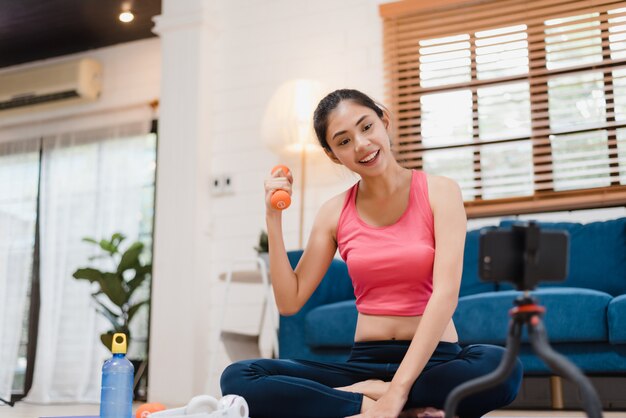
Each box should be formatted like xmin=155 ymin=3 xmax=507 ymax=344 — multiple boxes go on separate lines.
xmin=261 ymin=79 xmax=327 ymax=155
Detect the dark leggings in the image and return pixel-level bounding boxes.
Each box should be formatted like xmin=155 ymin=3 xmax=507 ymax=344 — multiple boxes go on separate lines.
xmin=221 ymin=341 xmax=523 ymax=418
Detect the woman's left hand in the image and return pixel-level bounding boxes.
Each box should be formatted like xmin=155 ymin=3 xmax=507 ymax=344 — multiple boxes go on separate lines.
xmin=345 ymin=390 xmax=407 ymax=418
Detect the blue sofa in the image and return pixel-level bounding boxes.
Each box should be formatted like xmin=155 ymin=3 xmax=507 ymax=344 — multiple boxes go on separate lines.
xmin=279 ymin=217 xmax=626 ymax=376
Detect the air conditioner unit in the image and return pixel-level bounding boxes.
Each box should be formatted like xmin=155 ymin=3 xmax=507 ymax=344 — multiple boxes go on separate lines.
xmin=0 ymin=58 xmax=102 ymax=116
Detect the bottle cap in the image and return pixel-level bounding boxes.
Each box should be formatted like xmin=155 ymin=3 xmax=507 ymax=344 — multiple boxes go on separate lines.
xmin=111 ymin=333 xmax=127 ymax=354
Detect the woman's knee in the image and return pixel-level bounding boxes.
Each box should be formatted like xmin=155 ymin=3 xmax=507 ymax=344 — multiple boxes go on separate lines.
xmin=220 ymin=358 xmax=281 ymax=395
xmin=220 ymin=360 xmax=255 ymax=395
xmin=463 ymin=344 xmax=504 ymax=367
xmin=478 ymin=345 xmax=523 ymax=389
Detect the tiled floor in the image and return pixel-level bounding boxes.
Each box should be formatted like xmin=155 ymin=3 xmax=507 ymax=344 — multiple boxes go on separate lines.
xmin=1 ymin=402 xmax=625 ymax=418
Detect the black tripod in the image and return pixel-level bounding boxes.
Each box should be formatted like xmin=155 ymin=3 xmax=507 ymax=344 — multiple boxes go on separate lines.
xmin=444 ymin=223 xmax=603 ymax=418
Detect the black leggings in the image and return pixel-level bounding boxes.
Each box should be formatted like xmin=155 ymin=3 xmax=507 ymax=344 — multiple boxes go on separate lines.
xmin=221 ymin=341 xmax=523 ymax=418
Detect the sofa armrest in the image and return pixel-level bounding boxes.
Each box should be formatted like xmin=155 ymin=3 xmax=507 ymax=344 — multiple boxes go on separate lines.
xmin=284 ymin=250 xmax=355 ymax=309
xmin=609 ymin=294 xmax=626 ymax=344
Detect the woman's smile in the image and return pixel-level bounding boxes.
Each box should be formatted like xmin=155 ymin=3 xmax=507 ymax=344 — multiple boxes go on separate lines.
xmin=358 ymin=149 xmax=380 ymax=165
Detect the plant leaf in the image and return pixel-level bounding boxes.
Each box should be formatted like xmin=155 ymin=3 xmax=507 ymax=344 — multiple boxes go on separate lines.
xmin=82 ymin=237 xmax=99 ymax=245
xmin=99 ymin=239 xmax=117 ymax=255
xmin=88 ymin=254 xmax=108 ymax=261
xmin=118 ymin=242 xmax=143 ymax=274
xmin=136 ymin=264 xmax=152 ymax=276
xmin=126 ymin=263 xmax=152 ymax=303
xmin=73 ymin=268 xmax=103 ymax=283
xmin=101 ymin=332 xmax=114 ymax=352
xmin=111 ymin=233 xmax=126 ymax=246
xmin=110 ymin=233 xmax=126 ymax=254
xmin=98 ymin=272 xmax=127 ymax=307
xmin=127 ymin=273 xmax=147 ymax=295
xmin=127 ymin=300 xmax=149 ymax=324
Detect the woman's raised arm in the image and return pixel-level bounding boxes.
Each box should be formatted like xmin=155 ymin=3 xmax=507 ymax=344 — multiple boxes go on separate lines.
xmin=264 ymin=168 xmax=344 ymax=315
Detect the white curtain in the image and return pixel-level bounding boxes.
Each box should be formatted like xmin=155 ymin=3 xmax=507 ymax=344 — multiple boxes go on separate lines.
xmin=25 ymin=121 xmax=156 ymax=403
xmin=0 ymin=138 xmax=40 ymax=402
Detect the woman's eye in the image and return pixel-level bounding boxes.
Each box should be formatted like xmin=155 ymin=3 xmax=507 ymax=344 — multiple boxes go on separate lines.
xmin=363 ymin=123 xmax=372 ymax=132
xmin=339 ymin=138 xmax=350 ymax=146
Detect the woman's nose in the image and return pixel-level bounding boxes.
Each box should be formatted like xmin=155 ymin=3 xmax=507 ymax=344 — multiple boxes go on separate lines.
xmin=354 ymin=134 xmax=370 ymax=152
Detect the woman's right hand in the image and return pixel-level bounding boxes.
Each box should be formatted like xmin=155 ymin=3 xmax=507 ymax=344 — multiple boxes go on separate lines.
xmin=264 ymin=166 xmax=293 ymax=213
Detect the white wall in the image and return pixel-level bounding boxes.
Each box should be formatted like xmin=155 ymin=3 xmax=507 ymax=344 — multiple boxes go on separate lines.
xmin=200 ymin=0 xmax=390 ymax=399
xmin=0 ymin=38 xmax=161 ymax=141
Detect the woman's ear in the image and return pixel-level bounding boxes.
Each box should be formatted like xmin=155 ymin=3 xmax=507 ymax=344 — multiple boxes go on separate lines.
xmin=380 ymin=106 xmax=392 ymax=131
xmin=376 ymin=103 xmax=395 ymax=141
xmin=324 ymin=148 xmax=342 ymax=165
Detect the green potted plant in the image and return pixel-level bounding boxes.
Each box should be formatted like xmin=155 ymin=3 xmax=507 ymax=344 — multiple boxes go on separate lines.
xmin=72 ymin=233 xmax=151 ymax=352
xmin=254 ymin=230 xmax=269 ymax=268
xmin=254 ymin=230 xmax=268 ymax=254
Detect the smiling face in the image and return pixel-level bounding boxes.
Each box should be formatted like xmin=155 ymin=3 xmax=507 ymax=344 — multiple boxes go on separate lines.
xmin=324 ymin=100 xmax=393 ymax=175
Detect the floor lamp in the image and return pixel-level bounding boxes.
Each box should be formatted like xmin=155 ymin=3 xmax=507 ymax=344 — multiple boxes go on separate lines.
xmin=261 ymin=79 xmax=326 ymax=248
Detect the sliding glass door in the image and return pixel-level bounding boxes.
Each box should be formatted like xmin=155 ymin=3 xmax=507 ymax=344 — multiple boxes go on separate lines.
xmin=0 ymin=121 xmax=157 ymax=403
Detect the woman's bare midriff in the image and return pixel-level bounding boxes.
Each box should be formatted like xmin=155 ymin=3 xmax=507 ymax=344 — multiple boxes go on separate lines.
xmin=354 ymin=313 xmax=459 ymax=343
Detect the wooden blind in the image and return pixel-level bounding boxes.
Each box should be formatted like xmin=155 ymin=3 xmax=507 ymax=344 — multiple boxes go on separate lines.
xmin=380 ymin=0 xmax=626 ymax=218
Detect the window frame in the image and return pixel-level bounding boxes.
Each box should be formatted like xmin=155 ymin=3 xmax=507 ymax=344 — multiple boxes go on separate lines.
xmin=380 ymin=0 xmax=626 ymax=218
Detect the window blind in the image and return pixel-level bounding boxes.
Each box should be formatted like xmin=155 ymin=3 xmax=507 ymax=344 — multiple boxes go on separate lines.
xmin=380 ymin=0 xmax=626 ymax=217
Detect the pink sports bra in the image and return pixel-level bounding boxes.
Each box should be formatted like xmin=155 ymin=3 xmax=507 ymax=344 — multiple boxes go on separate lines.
xmin=336 ymin=170 xmax=435 ymax=316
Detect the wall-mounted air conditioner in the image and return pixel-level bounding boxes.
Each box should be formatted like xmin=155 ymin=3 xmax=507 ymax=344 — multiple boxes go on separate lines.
xmin=0 ymin=58 xmax=102 ymax=116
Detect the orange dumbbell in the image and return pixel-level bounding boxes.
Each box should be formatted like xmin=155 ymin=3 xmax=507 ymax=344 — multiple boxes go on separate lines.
xmin=136 ymin=402 xmax=166 ymax=418
xmin=270 ymin=165 xmax=291 ymax=210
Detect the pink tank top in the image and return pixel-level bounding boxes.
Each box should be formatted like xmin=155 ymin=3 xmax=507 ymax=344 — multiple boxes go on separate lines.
xmin=336 ymin=170 xmax=435 ymax=316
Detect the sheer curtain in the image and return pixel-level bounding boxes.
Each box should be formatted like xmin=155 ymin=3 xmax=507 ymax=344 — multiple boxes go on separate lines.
xmin=25 ymin=121 xmax=156 ymax=403
xmin=0 ymin=138 xmax=40 ymax=402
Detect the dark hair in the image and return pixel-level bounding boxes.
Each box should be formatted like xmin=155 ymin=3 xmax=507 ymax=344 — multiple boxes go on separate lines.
xmin=313 ymin=89 xmax=384 ymax=150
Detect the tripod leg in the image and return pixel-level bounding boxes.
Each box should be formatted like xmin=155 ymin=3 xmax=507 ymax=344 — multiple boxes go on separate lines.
xmin=529 ymin=320 xmax=603 ymax=418
xmin=444 ymin=320 xmax=522 ymax=418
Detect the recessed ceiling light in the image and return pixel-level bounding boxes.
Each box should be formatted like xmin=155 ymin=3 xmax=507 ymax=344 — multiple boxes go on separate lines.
xmin=119 ymin=2 xmax=134 ymax=23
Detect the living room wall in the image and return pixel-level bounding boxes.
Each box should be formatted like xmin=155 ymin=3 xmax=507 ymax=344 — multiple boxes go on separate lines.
xmin=201 ymin=0 xmax=391 ymax=398
xmin=0 ymin=38 xmax=160 ymax=141
xmin=146 ymin=0 xmax=395 ymax=402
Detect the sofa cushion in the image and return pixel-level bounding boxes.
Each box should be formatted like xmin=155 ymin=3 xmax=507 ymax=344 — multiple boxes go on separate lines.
xmin=454 ymin=288 xmax=611 ymax=345
xmin=499 ymin=218 xmax=626 ymax=296
xmin=460 ymin=228 xmax=497 ymax=297
xmin=305 ymin=300 xmax=357 ymax=348
xmin=608 ymin=294 xmax=626 ymax=344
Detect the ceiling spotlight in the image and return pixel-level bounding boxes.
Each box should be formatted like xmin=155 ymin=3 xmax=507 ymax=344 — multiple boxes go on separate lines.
xmin=119 ymin=2 xmax=135 ymax=23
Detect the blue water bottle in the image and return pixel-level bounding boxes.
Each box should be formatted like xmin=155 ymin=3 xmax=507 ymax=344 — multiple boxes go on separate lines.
xmin=100 ymin=333 xmax=134 ymax=418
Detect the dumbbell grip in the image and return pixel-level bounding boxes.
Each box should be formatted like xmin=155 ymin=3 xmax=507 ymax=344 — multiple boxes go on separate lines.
xmin=270 ymin=165 xmax=291 ymax=210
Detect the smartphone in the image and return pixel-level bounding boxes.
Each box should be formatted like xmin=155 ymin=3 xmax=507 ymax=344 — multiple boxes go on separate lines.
xmin=479 ymin=225 xmax=569 ymax=290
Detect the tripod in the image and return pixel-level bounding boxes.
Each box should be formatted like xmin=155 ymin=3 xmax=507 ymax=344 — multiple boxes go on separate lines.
xmin=444 ymin=223 xmax=603 ymax=418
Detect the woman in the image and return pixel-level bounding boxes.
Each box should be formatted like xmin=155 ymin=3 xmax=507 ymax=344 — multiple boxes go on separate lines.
xmin=221 ymin=89 xmax=522 ymax=418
